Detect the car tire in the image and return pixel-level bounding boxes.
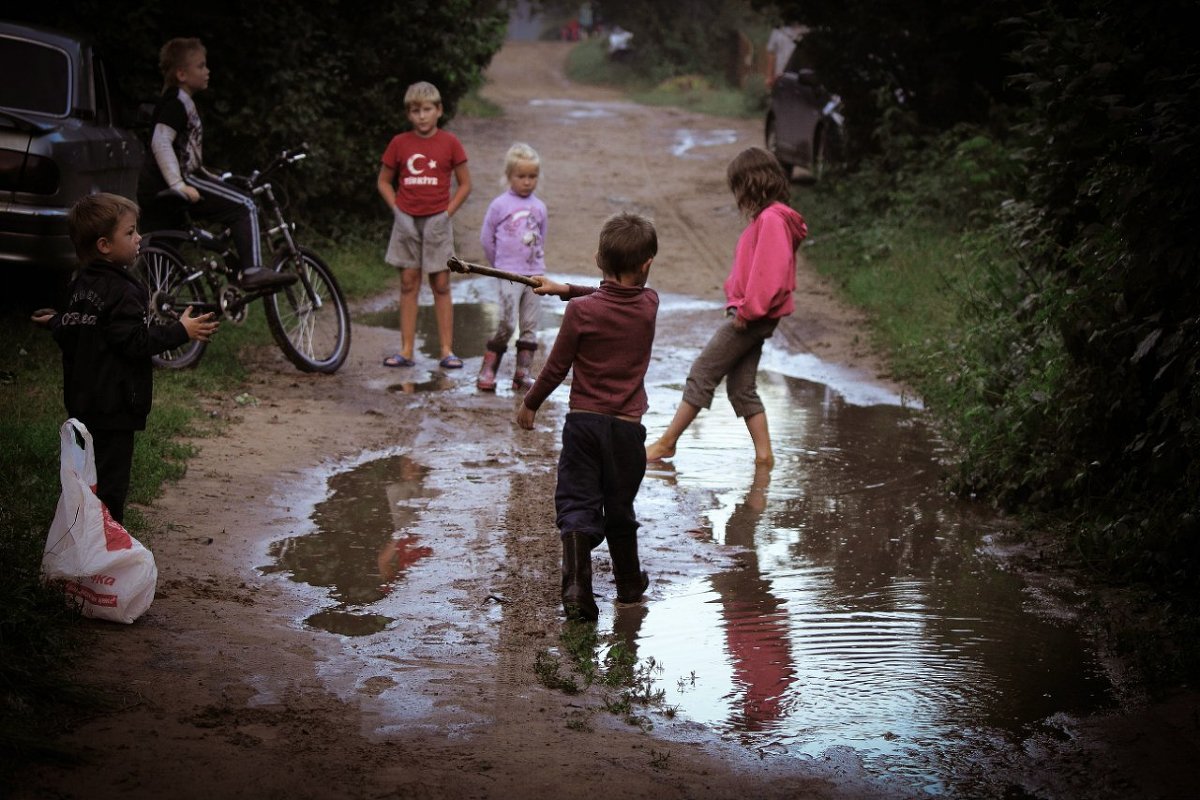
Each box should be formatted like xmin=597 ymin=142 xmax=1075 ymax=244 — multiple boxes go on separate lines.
xmin=765 ymin=117 xmax=795 ymax=179
xmin=812 ymin=122 xmax=844 ymax=183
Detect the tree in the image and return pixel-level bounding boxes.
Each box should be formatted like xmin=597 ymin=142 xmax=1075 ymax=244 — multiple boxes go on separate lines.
xmin=8 ymin=0 xmax=510 ymax=224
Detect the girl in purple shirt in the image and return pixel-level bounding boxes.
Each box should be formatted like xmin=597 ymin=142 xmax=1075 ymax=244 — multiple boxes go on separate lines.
xmin=476 ymin=143 xmax=549 ymax=391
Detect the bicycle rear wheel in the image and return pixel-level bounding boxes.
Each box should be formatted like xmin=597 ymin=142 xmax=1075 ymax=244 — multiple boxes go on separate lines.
xmin=134 ymin=245 xmax=210 ymax=369
xmin=264 ymin=247 xmax=351 ymax=373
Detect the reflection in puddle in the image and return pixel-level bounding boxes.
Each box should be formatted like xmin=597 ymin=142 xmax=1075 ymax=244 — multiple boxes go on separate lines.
xmin=354 ymin=302 xmax=497 ymax=361
xmin=386 ymin=374 xmax=457 ymax=394
xmin=264 ymin=455 xmax=434 ymax=636
xmin=671 ymin=128 xmax=739 ymax=157
xmin=528 ymin=97 xmax=636 ymax=121
xmin=633 ymin=374 xmax=1114 ymax=793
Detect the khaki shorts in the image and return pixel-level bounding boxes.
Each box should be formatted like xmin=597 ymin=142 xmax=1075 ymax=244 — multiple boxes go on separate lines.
xmin=385 ymin=208 xmax=453 ymax=273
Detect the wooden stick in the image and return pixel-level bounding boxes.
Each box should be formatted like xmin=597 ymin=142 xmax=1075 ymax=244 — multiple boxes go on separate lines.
xmin=446 ymin=256 xmax=540 ymax=287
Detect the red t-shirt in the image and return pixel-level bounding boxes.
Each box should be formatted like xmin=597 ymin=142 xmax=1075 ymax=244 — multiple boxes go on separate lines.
xmin=380 ymin=129 xmax=468 ymax=216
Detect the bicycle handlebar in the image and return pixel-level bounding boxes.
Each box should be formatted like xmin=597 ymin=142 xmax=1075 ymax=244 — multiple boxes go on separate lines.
xmin=246 ymin=143 xmax=310 ymax=187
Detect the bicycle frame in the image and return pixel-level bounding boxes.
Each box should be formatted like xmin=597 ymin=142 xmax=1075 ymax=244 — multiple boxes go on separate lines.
xmin=135 ymin=143 xmax=351 ymax=373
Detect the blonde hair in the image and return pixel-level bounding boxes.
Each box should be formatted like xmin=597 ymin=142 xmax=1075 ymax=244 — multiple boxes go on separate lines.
xmin=597 ymin=212 xmax=657 ymax=277
xmin=726 ymin=147 xmax=792 ymax=217
xmin=159 ymin=37 xmax=205 ymax=92
xmin=504 ymin=142 xmax=540 ymax=178
xmin=68 ymin=193 xmax=139 ymax=262
xmin=404 ymin=81 xmax=442 ymax=110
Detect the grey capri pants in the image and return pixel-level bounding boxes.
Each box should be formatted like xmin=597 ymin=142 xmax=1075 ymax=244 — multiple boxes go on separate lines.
xmin=681 ymin=315 xmax=779 ymax=419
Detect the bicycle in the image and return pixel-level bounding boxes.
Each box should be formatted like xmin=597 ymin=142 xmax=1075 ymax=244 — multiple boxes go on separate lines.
xmin=134 ymin=144 xmax=351 ymax=373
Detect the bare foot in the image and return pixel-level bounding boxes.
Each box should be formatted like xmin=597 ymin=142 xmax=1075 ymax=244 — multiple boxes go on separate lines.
xmin=754 ymin=452 xmax=775 ymax=469
xmin=645 ymin=439 xmax=675 ymax=462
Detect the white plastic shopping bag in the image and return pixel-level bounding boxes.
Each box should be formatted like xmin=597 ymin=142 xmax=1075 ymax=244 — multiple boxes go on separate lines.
xmin=41 ymin=419 xmax=158 ymax=624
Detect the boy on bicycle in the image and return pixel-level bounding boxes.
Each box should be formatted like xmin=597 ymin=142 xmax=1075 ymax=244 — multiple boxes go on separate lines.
xmin=138 ymin=37 xmax=294 ymax=291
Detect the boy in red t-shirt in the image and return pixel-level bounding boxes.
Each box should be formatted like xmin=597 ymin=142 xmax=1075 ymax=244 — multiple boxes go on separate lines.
xmin=376 ymin=82 xmax=472 ymax=369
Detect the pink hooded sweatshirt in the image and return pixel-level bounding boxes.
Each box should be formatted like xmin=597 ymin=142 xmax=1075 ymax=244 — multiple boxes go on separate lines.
xmin=724 ymin=201 xmax=808 ymax=323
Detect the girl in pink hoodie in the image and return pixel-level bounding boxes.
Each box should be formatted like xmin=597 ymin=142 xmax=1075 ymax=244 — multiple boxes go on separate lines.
xmin=646 ymin=147 xmax=807 ymax=467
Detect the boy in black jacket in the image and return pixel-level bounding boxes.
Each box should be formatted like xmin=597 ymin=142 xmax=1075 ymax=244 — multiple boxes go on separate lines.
xmin=32 ymin=193 xmax=218 ymax=523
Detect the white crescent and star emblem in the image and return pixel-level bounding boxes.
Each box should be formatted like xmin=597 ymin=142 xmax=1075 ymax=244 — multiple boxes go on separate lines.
xmin=406 ymin=154 xmax=438 ymax=174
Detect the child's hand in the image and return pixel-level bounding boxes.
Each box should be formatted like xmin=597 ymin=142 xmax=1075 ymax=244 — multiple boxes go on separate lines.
xmin=30 ymin=308 xmax=57 ymax=327
xmin=173 ymin=185 xmax=202 ymax=203
xmin=516 ymin=404 xmax=536 ymax=430
xmin=531 ymin=276 xmax=569 ymax=297
xmin=181 ymin=305 xmax=219 ymax=341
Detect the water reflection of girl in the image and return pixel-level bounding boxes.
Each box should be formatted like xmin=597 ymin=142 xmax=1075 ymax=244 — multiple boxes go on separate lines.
xmin=710 ymin=466 xmax=797 ymax=729
xmin=376 ymin=535 xmax=433 ymax=595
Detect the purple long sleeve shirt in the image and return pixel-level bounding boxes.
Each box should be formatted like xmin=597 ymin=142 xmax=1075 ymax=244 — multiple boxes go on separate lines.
xmin=523 ymin=281 xmax=659 ymax=419
xmin=479 ymin=189 xmax=548 ymax=276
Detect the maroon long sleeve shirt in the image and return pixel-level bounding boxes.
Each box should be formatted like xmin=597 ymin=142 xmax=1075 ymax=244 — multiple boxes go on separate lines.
xmin=523 ymin=281 xmax=659 ymax=419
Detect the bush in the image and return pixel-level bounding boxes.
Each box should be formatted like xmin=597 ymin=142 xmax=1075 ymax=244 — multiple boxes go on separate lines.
xmin=6 ymin=0 xmax=509 ymax=226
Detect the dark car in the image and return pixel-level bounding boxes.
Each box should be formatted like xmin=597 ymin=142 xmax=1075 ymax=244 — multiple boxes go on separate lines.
xmin=0 ymin=20 xmax=142 ymax=268
xmin=764 ymin=42 xmax=844 ymax=182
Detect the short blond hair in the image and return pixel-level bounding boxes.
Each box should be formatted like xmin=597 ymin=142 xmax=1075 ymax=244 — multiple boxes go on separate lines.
xmin=404 ymin=81 xmax=442 ymax=110
xmin=68 ymin=193 xmax=139 ymax=262
xmin=159 ymin=37 xmax=205 ymax=92
xmin=504 ymin=142 xmax=540 ymax=177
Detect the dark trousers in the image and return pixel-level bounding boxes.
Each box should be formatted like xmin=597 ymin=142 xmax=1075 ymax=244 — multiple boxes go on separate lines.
xmin=555 ymin=412 xmax=647 ymax=546
xmin=92 ymin=429 xmax=135 ymax=524
xmin=140 ymin=174 xmax=262 ymax=272
xmin=186 ymin=173 xmax=263 ymax=272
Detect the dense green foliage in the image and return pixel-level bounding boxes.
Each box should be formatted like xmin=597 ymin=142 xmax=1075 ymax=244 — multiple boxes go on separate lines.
xmin=964 ymin=3 xmax=1199 ymax=589
xmin=8 ymin=1 xmax=509 ymax=228
xmin=760 ymin=0 xmax=1200 ymax=594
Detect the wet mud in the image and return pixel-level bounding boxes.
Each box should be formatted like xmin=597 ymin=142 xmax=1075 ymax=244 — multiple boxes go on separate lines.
xmin=14 ymin=37 xmax=1198 ymax=800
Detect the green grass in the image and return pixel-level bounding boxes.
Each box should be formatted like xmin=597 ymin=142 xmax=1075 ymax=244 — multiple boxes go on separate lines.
xmin=0 ymin=235 xmax=391 ymax=784
xmin=792 ymin=179 xmax=984 ymax=385
xmin=455 ymin=87 xmax=504 ymax=119
xmin=565 ymin=37 xmax=764 ymax=119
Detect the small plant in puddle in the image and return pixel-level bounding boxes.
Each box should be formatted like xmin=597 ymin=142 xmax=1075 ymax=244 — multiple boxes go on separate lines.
xmin=649 ymin=748 xmax=672 ymax=771
xmin=534 ymin=624 xmax=671 ymax=730
xmin=559 ymin=620 xmax=601 ymax=686
xmin=534 ymin=650 xmax=580 ymax=695
xmin=601 ymin=639 xmax=637 ymax=687
xmin=602 ymin=693 xmax=632 ymax=716
xmin=627 ymin=657 xmax=666 ymax=706
xmin=565 ymin=709 xmax=594 ymax=732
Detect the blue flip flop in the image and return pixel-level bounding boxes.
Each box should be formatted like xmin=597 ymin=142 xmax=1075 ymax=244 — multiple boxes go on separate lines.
xmin=383 ymin=353 xmax=415 ymax=368
xmin=439 ymin=354 xmax=464 ymax=369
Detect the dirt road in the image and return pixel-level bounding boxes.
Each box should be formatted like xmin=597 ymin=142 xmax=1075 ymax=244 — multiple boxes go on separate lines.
xmin=14 ymin=42 xmax=907 ymax=800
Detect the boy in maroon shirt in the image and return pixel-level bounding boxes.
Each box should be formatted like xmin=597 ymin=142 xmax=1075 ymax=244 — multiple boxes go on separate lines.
xmin=517 ymin=212 xmax=659 ymax=621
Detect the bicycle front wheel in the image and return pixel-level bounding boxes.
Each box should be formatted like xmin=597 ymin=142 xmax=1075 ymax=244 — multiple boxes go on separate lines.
xmin=134 ymin=245 xmax=210 ymax=369
xmin=264 ymin=247 xmax=351 ymax=373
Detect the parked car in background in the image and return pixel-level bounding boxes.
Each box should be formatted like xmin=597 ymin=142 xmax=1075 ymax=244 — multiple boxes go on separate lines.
xmin=764 ymin=42 xmax=844 ymax=182
xmin=0 ymin=20 xmax=142 ymax=268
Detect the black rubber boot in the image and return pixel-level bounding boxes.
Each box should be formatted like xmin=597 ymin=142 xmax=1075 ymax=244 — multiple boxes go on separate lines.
xmin=608 ymin=535 xmax=649 ymax=604
xmin=561 ymin=532 xmax=599 ymax=621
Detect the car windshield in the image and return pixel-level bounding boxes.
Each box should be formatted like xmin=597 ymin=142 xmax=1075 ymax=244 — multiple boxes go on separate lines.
xmin=0 ymin=35 xmax=70 ymax=117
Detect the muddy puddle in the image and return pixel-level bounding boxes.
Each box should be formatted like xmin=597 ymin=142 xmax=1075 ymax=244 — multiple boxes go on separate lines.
xmin=282 ymin=276 xmax=1115 ymax=795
